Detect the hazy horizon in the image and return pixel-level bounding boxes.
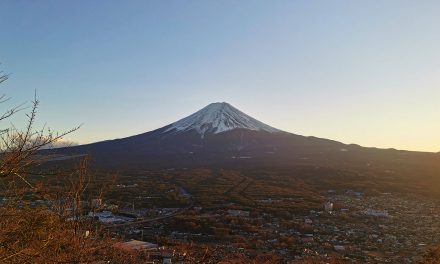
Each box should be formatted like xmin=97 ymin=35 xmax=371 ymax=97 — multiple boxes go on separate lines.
xmin=1 ymin=1 xmax=439 ymax=152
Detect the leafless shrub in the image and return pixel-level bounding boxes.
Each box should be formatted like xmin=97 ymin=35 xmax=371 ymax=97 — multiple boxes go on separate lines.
xmin=0 ymin=69 xmax=144 ymax=263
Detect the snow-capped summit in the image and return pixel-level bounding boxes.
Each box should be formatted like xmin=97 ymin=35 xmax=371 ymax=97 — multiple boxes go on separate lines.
xmin=164 ymin=102 xmax=281 ymax=138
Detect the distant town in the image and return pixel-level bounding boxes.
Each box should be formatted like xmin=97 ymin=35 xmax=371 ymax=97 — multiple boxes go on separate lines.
xmin=15 ymin=167 xmax=438 ymax=264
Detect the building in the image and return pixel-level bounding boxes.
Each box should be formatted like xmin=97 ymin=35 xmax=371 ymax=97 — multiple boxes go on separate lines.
xmin=324 ymin=202 xmax=334 ymax=212
xmin=227 ymin=209 xmax=250 ymax=217
xmin=364 ymin=209 xmax=389 ymax=217
xmin=114 ymin=240 xmax=158 ymax=251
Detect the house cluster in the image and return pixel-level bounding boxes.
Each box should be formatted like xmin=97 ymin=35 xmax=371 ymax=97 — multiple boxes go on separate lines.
xmin=294 ymin=191 xmax=440 ymax=263
xmin=130 ymin=191 xmax=440 ymax=263
xmin=63 ymin=186 xmax=439 ymax=263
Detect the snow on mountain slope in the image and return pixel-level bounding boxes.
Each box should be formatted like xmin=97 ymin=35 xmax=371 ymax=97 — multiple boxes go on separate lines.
xmin=164 ymin=102 xmax=281 ymax=138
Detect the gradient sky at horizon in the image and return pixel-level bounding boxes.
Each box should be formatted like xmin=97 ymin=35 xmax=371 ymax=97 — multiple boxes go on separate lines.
xmin=1 ymin=1 xmax=439 ymax=152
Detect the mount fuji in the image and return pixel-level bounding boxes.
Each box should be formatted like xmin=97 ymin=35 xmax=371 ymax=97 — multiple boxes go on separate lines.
xmin=51 ymin=102 xmax=439 ymax=170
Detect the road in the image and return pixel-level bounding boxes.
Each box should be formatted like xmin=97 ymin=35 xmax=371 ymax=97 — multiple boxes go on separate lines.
xmin=105 ymin=187 xmax=193 ymax=229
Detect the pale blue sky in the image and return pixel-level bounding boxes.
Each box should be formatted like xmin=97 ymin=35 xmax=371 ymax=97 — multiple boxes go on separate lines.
xmin=1 ymin=1 xmax=439 ymax=151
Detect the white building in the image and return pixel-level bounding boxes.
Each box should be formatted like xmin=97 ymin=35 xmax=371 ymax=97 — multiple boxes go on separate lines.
xmin=364 ymin=209 xmax=389 ymax=217
xmin=324 ymin=201 xmax=334 ymax=212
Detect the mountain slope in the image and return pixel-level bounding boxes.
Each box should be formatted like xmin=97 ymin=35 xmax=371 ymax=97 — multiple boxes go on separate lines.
xmin=50 ymin=102 xmax=440 ymax=173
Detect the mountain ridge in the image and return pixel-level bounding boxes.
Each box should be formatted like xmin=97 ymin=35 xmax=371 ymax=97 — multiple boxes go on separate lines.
xmin=47 ymin=102 xmax=440 ymax=173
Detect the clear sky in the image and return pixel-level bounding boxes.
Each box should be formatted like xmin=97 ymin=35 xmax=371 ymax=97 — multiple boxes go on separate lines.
xmin=1 ymin=1 xmax=439 ymax=152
